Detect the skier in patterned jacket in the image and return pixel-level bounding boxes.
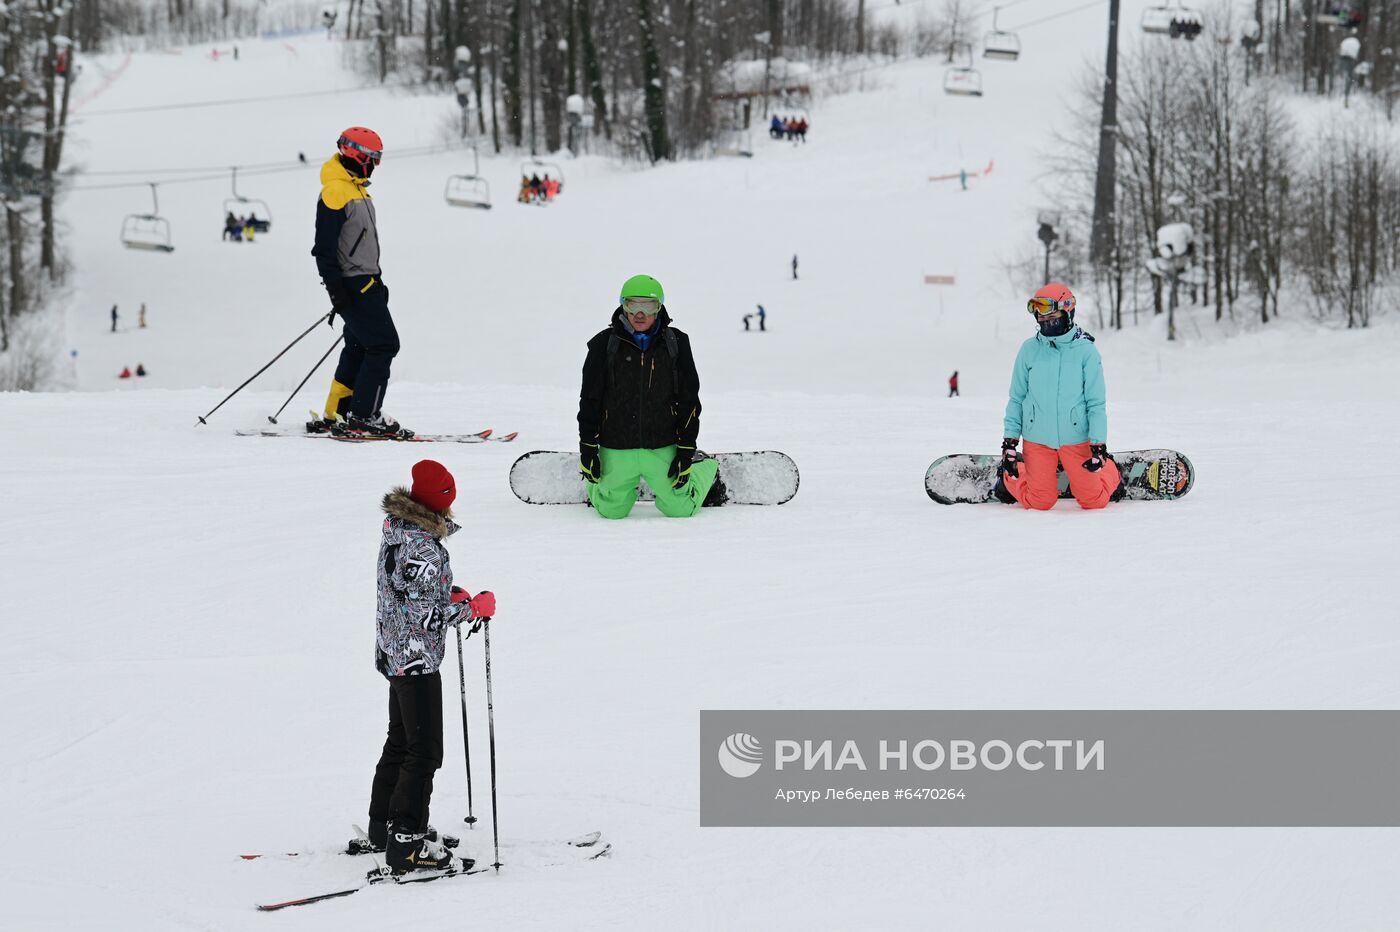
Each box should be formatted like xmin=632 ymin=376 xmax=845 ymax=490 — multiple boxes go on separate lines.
xmin=365 ymin=459 xmax=496 ymax=876
xmin=995 ymin=283 xmax=1124 ymax=510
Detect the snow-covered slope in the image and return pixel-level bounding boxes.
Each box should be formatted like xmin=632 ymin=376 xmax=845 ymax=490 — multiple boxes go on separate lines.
xmin=4 ymin=2 xmax=1398 ymax=929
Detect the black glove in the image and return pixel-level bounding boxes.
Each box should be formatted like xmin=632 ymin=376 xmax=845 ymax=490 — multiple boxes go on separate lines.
xmin=580 ymin=441 xmax=601 ymax=484
xmin=1083 ymin=443 xmax=1109 ymax=472
xmin=1000 ymin=437 xmax=1022 ymax=479
xmin=669 ymin=445 xmax=697 ymax=489
xmin=324 ymin=279 xmax=351 ymax=325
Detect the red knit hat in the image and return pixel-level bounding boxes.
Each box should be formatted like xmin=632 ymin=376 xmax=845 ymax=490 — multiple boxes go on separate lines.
xmin=410 ymin=459 xmax=456 ymax=512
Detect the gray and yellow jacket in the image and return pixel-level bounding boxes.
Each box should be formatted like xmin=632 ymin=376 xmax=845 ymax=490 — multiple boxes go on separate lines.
xmin=375 ymin=489 xmax=477 ymax=678
xmin=312 ymin=155 xmax=381 ymax=285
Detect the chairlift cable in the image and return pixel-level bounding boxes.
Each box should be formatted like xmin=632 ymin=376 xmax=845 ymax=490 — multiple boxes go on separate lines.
xmin=79 ymin=83 xmax=385 ymax=117
xmin=66 ymin=143 xmax=474 ymax=192
xmin=1007 ymin=0 xmax=1109 ymax=32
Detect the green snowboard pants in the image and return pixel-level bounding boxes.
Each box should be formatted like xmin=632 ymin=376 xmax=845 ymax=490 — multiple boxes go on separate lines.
xmin=588 ymin=445 xmax=719 ymax=519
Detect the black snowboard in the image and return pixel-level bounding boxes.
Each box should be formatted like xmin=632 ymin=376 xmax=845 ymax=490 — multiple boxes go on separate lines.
xmin=925 ymin=449 xmax=1194 ymax=505
xmin=509 ymin=450 xmax=799 ymax=506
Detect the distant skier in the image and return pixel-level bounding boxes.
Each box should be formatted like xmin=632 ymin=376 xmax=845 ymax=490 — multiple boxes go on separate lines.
xmin=365 ymin=459 xmax=495 ymax=876
xmin=959 ymin=168 xmax=967 ymax=191
xmin=948 ymin=370 xmax=959 ymax=397
xmin=311 ymin=126 xmax=409 ymax=437
xmin=756 ymin=304 xmax=767 ymax=331
xmin=578 ymin=275 xmax=725 ymax=517
xmin=743 ymin=314 xmax=753 ymax=331
xmin=791 ymin=254 xmax=799 ymax=280
xmin=139 ymin=303 xmax=147 ymax=328
xmin=994 ymin=283 xmax=1123 ymax=510
xmin=770 ymin=114 xmax=783 ymax=139
xmin=110 ymin=305 xmax=118 ymax=332
xmin=136 ymin=362 xmax=147 ymax=377
xmin=118 ymin=365 xmax=131 ymax=378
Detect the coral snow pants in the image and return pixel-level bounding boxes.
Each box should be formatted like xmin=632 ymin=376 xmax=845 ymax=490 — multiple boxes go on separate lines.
xmin=1003 ymin=440 xmax=1121 ymax=511
xmin=589 ymin=445 xmax=719 ymax=519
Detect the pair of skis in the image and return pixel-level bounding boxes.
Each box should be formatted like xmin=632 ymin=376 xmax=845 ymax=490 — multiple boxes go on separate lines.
xmin=236 ymin=426 xmax=519 ymax=444
xmin=250 ymin=829 xmax=609 ymax=911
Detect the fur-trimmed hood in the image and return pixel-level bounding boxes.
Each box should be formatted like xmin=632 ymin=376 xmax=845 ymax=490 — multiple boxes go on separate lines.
xmin=382 ymin=487 xmax=459 ymax=539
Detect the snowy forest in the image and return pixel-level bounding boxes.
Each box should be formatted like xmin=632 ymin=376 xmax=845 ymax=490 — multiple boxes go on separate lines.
xmin=2 ymin=0 xmax=1398 ymax=379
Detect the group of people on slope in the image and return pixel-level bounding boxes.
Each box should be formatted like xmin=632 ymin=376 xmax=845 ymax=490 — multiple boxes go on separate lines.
xmin=769 ymin=114 xmax=810 ymax=141
xmin=517 ymin=173 xmax=561 ymax=204
xmin=302 ymin=127 xmax=1123 ymax=883
xmin=223 ymin=211 xmax=267 ymax=242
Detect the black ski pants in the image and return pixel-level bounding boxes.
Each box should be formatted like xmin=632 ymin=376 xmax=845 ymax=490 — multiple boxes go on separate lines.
xmin=333 ymin=276 xmax=399 ymax=419
xmin=369 ymin=671 xmax=444 ymax=833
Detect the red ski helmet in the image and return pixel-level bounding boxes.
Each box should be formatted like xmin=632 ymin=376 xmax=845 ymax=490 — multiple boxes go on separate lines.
xmin=337 ymin=126 xmax=383 ymax=170
xmin=1028 ymin=282 xmax=1075 ymax=318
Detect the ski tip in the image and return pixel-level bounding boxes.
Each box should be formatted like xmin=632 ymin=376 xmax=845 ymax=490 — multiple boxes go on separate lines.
xmin=476 ymin=429 xmax=493 ymax=439
xmin=497 ymin=431 xmax=519 ymax=442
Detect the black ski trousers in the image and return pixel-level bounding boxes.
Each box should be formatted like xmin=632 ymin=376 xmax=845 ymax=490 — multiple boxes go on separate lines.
xmin=368 ymin=671 xmax=443 ymax=833
xmin=333 ymin=275 xmax=399 ymax=419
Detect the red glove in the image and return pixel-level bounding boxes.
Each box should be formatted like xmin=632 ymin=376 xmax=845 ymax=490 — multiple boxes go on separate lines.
xmin=468 ymin=590 xmax=496 ymax=619
xmin=450 ymin=586 xmax=471 ymax=604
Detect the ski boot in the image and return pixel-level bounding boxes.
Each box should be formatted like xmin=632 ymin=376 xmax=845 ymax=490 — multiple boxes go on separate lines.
xmin=305 ymin=412 xmax=342 ymax=434
xmin=385 ymin=822 xmax=470 ymax=877
xmin=695 ymin=451 xmax=728 ymax=507
xmin=349 ymin=819 xmax=460 ymax=855
xmin=332 ymin=412 xmax=414 ymax=440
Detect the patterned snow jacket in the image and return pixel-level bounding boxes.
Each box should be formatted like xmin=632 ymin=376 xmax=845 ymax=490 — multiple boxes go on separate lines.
xmin=312 ymin=155 xmax=381 ymax=283
xmin=375 ymin=489 xmax=475 ymax=677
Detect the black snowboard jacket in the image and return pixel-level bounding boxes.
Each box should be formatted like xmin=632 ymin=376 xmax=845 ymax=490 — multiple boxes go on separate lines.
xmin=578 ymin=309 xmax=702 ymax=451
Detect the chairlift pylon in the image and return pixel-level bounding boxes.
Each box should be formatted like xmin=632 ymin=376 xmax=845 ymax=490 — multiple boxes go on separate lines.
xmin=223 ymin=167 xmax=272 ymax=233
xmin=121 ymin=183 xmax=175 ymax=253
xmin=943 ymin=66 xmax=983 ymax=97
xmin=983 ymin=7 xmax=1021 ymax=62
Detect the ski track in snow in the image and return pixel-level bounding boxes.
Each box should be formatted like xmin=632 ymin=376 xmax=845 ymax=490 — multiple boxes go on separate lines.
xmin=6 ymin=3 xmax=1400 ymax=929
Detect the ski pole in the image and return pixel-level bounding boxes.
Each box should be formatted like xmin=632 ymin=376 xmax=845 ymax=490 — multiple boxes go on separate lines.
xmin=196 ymin=312 xmax=330 ymax=425
xmin=482 ymin=617 xmax=501 ymax=871
xmin=268 ymin=334 xmax=342 ymax=425
xmin=456 ymin=620 xmax=477 ymax=827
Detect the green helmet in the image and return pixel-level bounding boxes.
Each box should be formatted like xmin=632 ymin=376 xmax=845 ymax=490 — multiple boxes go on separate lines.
xmin=619 ymin=274 xmax=664 ymax=305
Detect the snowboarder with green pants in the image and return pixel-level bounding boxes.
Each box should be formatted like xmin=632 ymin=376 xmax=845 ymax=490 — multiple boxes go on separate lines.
xmin=578 ymin=274 xmax=724 ymax=518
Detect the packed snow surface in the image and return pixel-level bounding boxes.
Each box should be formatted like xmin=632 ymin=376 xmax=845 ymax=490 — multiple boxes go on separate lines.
xmin=4 ymin=1 xmax=1398 ymax=928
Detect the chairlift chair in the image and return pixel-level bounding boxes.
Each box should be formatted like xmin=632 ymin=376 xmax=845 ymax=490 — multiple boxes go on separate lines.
xmin=121 ymin=184 xmax=175 ymax=253
xmin=1316 ymin=3 xmax=1363 ymax=27
xmin=444 ymin=175 xmax=492 ymax=209
xmin=223 ymin=167 xmax=272 ymax=233
xmin=1143 ymin=3 xmax=1204 ymax=40
xmin=1142 ymin=6 xmax=1173 ymax=34
xmin=715 ymin=127 xmax=754 ymax=158
xmin=520 ymin=159 xmax=564 ymax=192
xmin=1169 ymin=8 xmax=1204 ymax=40
xmin=444 ymin=147 xmax=491 ymax=209
xmin=983 ymin=7 xmax=1021 ymax=61
xmin=943 ymin=67 xmax=983 ymax=97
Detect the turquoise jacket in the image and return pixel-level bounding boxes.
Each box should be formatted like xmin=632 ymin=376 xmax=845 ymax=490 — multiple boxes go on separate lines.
xmin=1003 ymin=325 xmax=1108 ymax=448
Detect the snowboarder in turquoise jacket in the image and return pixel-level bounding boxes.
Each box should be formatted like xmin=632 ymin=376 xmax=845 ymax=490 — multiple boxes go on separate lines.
xmin=995 ymin=283 xmax=1123 ymax=510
